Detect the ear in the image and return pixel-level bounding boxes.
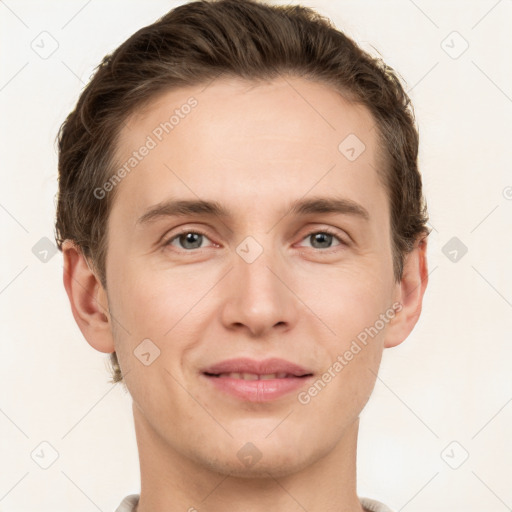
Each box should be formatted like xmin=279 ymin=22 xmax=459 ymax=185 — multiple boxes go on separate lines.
xmin=62 ymin=240 xmax=115 ymax=353
xmin=384 ymin=236 xmax=428 ymax=348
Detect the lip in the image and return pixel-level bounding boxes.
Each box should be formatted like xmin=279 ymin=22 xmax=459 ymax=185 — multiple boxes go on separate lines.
xmin=202 ymin=357 xmax=312 ymax=377
xmin=201 ymin=357 xmax=314 ymax=402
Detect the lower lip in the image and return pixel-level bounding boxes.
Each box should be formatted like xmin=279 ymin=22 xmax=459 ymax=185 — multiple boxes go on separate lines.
xmin=202 ymin=374 xmax=313 ymax=402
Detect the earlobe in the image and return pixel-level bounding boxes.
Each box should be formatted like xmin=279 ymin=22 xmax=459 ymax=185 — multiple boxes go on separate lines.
xmin=62 ymin=240 xmax=115 ymax=353
xmin=384 ymin=236 xmax=429 ymax=348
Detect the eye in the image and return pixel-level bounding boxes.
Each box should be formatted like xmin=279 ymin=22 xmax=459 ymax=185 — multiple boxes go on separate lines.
xmin=164 ymin=230 xmax=214 ymax=251
xmin=298 ymin=229 xmax=345 ymax=250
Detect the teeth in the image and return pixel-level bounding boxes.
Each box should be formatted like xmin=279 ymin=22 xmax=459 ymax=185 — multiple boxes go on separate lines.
xmin=241 ymin=373 xmax=259 ymax=381
xmin=217 ymin=372 xmax=292 ymax=380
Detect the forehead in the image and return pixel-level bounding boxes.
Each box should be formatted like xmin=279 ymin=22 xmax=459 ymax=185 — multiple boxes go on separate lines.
xmin=111 ymin=76 xmax=385 ymax=222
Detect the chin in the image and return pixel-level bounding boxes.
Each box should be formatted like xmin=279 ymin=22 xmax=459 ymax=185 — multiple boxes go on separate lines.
xmin=197 ymin=441 xmax=318 ymax=479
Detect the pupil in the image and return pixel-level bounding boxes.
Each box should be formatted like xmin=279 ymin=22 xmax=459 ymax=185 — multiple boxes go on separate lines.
xmin=181 ymin=233 xmax=202 ymax=249
xmin=178 ymin=233 xmax=332 ymax=250
xmin=312 ymin=233 xmax=331 ymax=248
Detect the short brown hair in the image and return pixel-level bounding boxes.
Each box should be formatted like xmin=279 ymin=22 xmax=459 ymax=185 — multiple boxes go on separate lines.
xmin=55 ymin=0 xmax=429 ymax=383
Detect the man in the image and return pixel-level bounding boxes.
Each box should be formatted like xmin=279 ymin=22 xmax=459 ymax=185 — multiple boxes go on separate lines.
xmin=55 ymin=1 xmax=429 ymax=510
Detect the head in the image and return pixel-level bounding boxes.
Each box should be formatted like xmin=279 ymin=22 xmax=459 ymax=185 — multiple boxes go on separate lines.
xmin=56 ymin=0 xmax=428 ymax=477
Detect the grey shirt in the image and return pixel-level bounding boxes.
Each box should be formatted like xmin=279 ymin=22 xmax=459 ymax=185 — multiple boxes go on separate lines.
xmin=115 ymin=494 xmax=395 ymax=511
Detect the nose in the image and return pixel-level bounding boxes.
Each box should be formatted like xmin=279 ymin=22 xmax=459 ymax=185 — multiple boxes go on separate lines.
xmin=219 ymin=239 xmax=299 ymax=338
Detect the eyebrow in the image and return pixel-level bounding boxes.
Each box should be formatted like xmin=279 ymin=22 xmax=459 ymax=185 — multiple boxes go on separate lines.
xmin=136 ymin=196 xmax=370 ymax=225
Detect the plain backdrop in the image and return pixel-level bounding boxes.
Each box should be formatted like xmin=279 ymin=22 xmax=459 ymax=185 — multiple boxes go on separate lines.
xmin=1 ymin=0 xmax=511 ymax=511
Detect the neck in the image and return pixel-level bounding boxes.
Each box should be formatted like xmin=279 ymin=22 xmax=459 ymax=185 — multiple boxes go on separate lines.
xmin=133 ymin=402 xmax=365 ymax=512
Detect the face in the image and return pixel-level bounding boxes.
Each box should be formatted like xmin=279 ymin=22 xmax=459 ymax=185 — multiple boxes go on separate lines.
xmin=103 ymin=76 xmax=402 ymax=476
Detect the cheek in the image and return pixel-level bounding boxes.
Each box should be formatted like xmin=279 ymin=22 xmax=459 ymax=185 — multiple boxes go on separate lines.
xmin=294 ymin=270 xmax=390 ymax=416
xmin=110 ymin=256 xmax=192 ymax=333
xmin=108 ymin=267 xmax=198 ymax=415
xmin=292 ymin=264 xmax=393 ymax=407
xmin=108 ymin=259 xmax=214 ymax=383
xmin=296 ymin=262 xmax=393 ymax=337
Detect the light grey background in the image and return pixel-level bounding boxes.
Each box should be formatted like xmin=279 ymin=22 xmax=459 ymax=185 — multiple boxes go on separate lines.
xmin=1 ymin=0 xmax=511 ymax=510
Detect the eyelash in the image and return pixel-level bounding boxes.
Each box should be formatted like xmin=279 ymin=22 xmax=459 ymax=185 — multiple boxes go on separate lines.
xmin=163 ymin=227 xmax=348 ymax=252
xmin=299 ymin=227 xmax=347 ymax=250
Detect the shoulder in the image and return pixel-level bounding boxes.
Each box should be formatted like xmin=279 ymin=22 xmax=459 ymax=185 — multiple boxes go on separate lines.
xmin=360 ymin=496 xmax=396 ymax=512
xmin=114 ymin=494 xmax=140 ymax=512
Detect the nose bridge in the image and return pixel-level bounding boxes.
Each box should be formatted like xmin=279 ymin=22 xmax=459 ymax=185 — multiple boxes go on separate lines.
xmin=239 ymin=236 xmax=280 ymax=294
xmin=221 ymin=232 xmax=296 ymax=335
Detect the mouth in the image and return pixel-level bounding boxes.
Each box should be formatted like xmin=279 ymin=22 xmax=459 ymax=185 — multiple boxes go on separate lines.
xmin=201 ymin=358 xmax=314 ymax=402
xmin=204 ymin=372 xmax=312 ymax=380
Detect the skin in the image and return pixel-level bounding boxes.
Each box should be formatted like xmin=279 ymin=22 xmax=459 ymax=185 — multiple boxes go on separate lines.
xmin=62 ymin=76 xmax=428 ymax=512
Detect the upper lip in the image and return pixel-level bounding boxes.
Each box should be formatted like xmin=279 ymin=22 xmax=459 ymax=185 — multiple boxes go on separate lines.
xmin=202 ymin=357 xmax=313 ymax=377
